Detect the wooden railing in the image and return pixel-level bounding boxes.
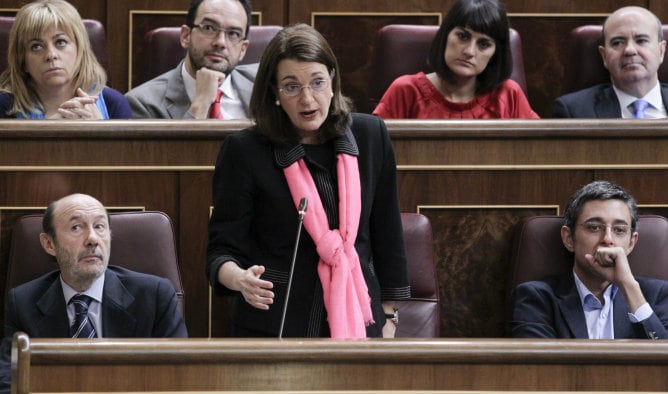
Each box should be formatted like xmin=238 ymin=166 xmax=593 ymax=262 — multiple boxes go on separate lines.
xmin=12 ymin=332 xmax=668 ymax=393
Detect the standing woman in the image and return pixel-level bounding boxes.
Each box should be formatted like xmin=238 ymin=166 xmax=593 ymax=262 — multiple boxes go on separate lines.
xmin=373 ymin=0 xmax=538 ymax=119
xmin=0 ymin=0 xmax=131 ymax=119
xmin=207 ymin=23 xmax=410 ymax=338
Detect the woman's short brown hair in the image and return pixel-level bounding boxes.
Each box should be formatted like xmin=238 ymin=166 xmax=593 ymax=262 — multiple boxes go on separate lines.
xmin=250 ymin=23 xmax=352 ymax=144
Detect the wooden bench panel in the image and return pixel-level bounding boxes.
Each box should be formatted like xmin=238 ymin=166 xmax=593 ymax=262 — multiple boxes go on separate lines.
xmin=12 ymin=333 xmax=668 ymax=393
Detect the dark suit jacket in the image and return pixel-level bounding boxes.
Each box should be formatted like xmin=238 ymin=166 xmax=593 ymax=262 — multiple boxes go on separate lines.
xmin=553 ymin=83 xmax=668 ymax=118
xmin=510 ymin=273 xmax=668 ymax=339
xmin=206 ymin=113 xmax=410 ymax=337
xmin=4 ymin=265 xmax=187 ymax=338
xmin=0 ymin=265 xmax=187 ymax=392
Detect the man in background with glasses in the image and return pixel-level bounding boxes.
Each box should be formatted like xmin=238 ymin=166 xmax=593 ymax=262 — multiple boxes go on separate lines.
xmin=126 ymin=0 xmax=256 ymax=119
xmin=510 ymin=180 xmax=668 ymax=339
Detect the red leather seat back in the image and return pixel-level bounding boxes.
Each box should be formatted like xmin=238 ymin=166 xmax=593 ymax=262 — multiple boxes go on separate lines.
xmin=396 ymin=213 xmax=440 ymax=337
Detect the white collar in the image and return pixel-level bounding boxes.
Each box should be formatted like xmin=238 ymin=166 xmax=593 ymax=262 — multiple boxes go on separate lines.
xmin=61 ymin=271 xmax=105 ymax=304
xmin=573 ymin=269 xmax=616 ymax=306
xmin=613 ymin=82 xmax=664 ymax=117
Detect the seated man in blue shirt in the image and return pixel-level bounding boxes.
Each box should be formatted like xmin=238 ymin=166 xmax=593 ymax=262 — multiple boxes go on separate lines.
xmin=510 ymin=180 xmax=668 ymax=339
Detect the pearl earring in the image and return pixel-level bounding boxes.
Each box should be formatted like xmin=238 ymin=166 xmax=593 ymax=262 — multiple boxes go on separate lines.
xmin=275 ymin=99 xmax=280 ymax=106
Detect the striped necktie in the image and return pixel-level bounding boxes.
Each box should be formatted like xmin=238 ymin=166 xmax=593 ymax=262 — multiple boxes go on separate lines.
xmin=70 ymin=294 xmax=97 ymax=338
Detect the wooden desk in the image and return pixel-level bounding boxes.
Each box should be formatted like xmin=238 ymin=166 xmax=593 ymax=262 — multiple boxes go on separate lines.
xmin=30 ymin=392 xmax=668 ymax=394
xmin=2 ymin=119 xmax=668 ymax=337
xmin=12 ymin=333 xmax=668 ymax=393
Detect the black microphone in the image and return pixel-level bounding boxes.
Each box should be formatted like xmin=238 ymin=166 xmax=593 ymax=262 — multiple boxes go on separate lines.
xmin=278 ymin=197 xmax=308 ymax=339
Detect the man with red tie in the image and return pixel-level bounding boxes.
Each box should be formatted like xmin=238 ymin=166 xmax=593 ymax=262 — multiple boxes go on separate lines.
xmin=126 ymin=0 xmax=256 ymax=119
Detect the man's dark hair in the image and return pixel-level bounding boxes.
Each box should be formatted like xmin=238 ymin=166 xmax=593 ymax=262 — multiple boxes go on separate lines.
xmin=186 ymin=0 xmax=252 ymax=38
xmin=42 ymin=200 xmax=58 ymax=239
xmin=563 ymin=180 xmax=639 ymax=235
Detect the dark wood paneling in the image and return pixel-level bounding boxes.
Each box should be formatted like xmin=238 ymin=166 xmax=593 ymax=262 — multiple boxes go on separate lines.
xmin=288 ymin=0 xmax=449 ymax=23
xmin=505 ymin=0 xmax=648 ymax=13
xmin=424 ymin=205 xmax=561 ymax=337
xmin=62 ymin=1 xmax=106 ymax=22
xmin=509 ymin=15 xmax=607 ymax=116
xmin=0 ymin=1 xmax=108 ymax=22
xmin=177 ymin=171 xmax=214 ymax=335
xmin=651 ymin=0 xmax=668 ymax=22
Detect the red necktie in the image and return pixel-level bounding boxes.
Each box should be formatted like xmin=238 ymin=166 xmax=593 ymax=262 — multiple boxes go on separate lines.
xmin=209 ymin=90 xmax=224 ymax=119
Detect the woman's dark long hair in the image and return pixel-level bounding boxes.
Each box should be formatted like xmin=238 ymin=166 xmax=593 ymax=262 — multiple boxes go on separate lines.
xmin=428 ymin=0 xmax=512 ymax=94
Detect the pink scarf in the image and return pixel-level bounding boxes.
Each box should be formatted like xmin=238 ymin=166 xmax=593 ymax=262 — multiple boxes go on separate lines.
xmin=283 ymin=153 xmax=373 ymax=338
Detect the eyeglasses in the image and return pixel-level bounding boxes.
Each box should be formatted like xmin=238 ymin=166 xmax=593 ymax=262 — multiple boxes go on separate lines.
xmin=578 ymin=222 xmax=631 ymax=238
xmin=191 ymin=23 xmax=245 ymax=45
xmin=278 ymin=78 xmax=331 ymax=97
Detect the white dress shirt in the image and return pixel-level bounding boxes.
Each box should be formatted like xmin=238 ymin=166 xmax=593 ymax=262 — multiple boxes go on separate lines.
xmin=62 ymin=273 xmax=105 ymax=338
xmin=614 ymin=83 xmax=667 ymax=118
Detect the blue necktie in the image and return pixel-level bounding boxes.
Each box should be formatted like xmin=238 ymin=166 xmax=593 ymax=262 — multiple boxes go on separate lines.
xmin=632 ymin=99 xmax=650 ymax=118
xmin=70 ymin=294 xmax=97 ymax=338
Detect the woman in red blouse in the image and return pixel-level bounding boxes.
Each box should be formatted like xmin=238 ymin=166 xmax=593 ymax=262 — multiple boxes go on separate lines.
xmin=373 ymin=0 xmax=539 ymax=119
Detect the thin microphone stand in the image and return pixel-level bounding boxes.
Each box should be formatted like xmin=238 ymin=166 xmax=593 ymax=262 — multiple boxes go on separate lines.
xmin=278 ymin=197 xmax=308 ymax=339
